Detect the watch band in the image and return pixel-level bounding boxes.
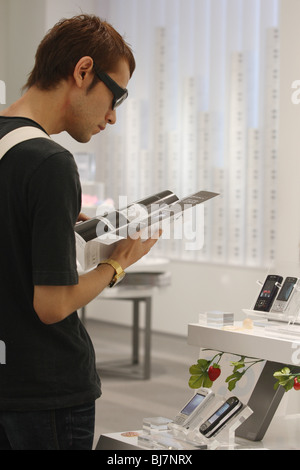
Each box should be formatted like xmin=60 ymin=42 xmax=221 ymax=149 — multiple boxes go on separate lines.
xmin=98 ymin=259 xmax=125 ymax=287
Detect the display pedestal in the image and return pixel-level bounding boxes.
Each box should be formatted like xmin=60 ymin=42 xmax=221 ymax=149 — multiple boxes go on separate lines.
xmin=95 ymin=412 xmax=300 ymax=450
xmin=188 ymin=322 xmax=300 ymax=441
xmin=185 ymin=404 xmax=253 ymax=450
xmin=235 ymin=361 xmax=285 ymax=441
xmin=135 ymin=398 xmax=252 ymax=450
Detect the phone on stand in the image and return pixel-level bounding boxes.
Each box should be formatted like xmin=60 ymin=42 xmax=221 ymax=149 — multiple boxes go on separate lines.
xmin=271 ymin=277 xmax=299 ymax=313
xmin=172 ymin=388 xmax=214 ymax=430
xmin=199 ymin=396 xmax=243 ymax=438
xmin=253 ymin=274 xmax=283 ymax=312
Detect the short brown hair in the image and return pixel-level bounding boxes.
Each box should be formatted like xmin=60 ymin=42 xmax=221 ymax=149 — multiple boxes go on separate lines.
xmin=24 ymin=14 xmax=136 ymax=90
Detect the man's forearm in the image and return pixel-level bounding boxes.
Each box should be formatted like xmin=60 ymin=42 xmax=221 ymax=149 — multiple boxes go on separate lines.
xmin=33 ymin=263 xmax=116 ymax=325
xmin=33 ymin=231 xmax=161 ymax=325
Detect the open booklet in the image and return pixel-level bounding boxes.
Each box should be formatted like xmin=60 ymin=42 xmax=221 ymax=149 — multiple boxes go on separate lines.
xmin=75 ymin=189 xmax=219 ymax=271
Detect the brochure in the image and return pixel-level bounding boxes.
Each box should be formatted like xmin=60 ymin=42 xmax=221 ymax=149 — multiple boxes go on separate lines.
xmin=75 ymin=189 xmax=219 ymax=271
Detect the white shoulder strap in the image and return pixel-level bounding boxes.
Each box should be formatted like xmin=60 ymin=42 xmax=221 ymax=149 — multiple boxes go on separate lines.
xmin=0 ymin=126 xmax=52 ymax=161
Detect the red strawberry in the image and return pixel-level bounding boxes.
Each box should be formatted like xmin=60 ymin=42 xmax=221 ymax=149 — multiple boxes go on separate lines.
xmin=294 ymin=377 xmax=300 ymax=390
xmin=208 ymin=365 xmax=221 ymax=381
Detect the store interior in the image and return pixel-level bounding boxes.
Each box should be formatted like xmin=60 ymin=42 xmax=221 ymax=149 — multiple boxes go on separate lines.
xmin=1 ymin=0 xmax=300 ymax=450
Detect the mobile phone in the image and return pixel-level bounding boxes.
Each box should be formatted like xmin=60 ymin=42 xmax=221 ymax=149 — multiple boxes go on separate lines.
xmin=199 ymin=396 xmax=243 ymax=438
xmin=172 ymin=388 xmax=214 ymax=430
xmin=253 ymin=274 xmax=283 ymax=312
xmin=271 ymin=277 xmax=299 ymax=313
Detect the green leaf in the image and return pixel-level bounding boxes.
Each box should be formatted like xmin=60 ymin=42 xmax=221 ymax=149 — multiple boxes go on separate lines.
xmin=197 ymin=359 xmax=210 ymax=369
xmin=225 ymin=371 xmax=243 ymax=382
xmin=231 ymin=356 xmax=246 ymax=371
xmin=188 ymin=375 xmax=204 ymax=389
xmin=285 ymin=378 xmax=295 ymax=392
xmin=278 ymin=367 xmax=291 ymax=375
xmin=227 ymin=379 xmax=238 ymax=391
xmin=189 ymin=364 xmax=203 ymax=375
xmin=273 ymin=366 xmax=295 ymax=392
xmin=202 ymin=374 xmax=213 ymax=388
xmin=225 ymin=371 xmax=245 ymax=391
xmin=189 ymin=359 xmax=211 ymax=375
xmin=276 ymin=376 xmax=295 ymax=392
xmin=188 ymin=358 xmax=213 ymax=390
xmin=231 ymin=362 xmax=245 ymax=372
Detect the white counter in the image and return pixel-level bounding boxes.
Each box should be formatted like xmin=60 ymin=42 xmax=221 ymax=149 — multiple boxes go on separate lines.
xmin=187 ymin=322 xmax=298 ymax=364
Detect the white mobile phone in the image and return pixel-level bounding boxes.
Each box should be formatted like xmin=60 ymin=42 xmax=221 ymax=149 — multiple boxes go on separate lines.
xmin=271 ymin=277 xmax=299 ymax=313
xmin=172 ymin=388 xmax=214 ymax=430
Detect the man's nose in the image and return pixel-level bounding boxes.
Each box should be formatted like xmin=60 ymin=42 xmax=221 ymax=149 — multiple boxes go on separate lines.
xmin=106 ymin=109 xmax=117 ymax=125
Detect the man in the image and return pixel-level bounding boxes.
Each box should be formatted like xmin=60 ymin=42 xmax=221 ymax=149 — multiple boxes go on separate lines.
xmin=0 ymin=14 xmax=160 ymax=450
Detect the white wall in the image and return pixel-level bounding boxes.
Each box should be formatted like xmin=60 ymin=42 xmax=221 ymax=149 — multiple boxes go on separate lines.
xmin=1 ymin=0 xmax=300 ymax=336
xmin=1 ymin=0 xmax=46 ymax=105
xmin=86 ymin=0 xmax=300 ymax=336
xmin=275 ymin=0 xmax=300 ymax=268
xmin=87 ymin=261 xmax=265 ymax=336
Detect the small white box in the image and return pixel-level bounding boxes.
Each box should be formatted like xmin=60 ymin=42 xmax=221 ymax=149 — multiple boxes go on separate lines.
xmin=199 ymin=310 xmax=234 ymax=327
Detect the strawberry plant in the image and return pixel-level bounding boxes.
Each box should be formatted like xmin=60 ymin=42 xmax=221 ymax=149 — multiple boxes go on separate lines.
xmin=273 ymin=366 xmax=300 ymax=392
xmin=189 ymin=350 xmax=263 ymax=391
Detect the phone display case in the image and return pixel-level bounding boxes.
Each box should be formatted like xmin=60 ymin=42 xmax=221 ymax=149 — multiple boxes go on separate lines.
xmin=137 ymin=395 xmax=252 ymax=450
xmin=244 ymin=271 xmax=300 ymax=325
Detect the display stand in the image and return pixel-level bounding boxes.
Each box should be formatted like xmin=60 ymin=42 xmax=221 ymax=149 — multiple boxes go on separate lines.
xmin=235 ymin=361 xmax=286 ymax=441
xmin=243 ymin=277 xmax=300 ymax=325
xmin=188 ymin=404 xmax=252 ymax=450
xmin=237 ymin=276 xmax=300 ymax=441
xmin=137 ymin=396 xmax=252 ymax=450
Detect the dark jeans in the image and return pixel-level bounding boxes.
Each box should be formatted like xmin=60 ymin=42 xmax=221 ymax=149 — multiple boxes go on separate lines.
xmin=0 ymin=402 xmax=95 ymax=450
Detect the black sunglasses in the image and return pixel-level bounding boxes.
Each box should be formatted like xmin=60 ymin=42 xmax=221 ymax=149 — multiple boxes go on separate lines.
xmin=93 ymin=66 xmax=128 ymax=110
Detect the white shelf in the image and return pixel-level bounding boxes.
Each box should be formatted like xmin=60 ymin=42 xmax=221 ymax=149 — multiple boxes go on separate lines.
xmin=187 ymin=322 xmax=297 ymax=365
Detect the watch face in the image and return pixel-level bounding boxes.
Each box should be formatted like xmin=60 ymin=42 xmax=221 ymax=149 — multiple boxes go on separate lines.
xmin=110 ymin=271 xmax=126 ymax=287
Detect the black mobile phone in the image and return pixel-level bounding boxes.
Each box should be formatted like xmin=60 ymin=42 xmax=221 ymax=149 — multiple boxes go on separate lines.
xmin=253 ymin=274 xmax=283 ymax=312
xmin=199 ymin=396 xmax=243 ymax=438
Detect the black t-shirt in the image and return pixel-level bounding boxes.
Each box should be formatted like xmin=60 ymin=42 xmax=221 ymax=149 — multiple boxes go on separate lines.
xmin=0 ymin=116 xmax=101 ymax=411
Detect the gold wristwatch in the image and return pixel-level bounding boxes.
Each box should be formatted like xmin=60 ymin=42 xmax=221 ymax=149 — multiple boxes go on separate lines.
xmin=99 ymin=259 xmax=126 ymax=287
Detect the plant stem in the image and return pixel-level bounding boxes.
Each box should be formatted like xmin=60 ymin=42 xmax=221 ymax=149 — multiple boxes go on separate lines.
xmin=243 ymin=359 xmax=263 ymax=373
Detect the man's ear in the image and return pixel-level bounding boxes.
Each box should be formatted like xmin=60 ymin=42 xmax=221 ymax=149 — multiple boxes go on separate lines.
xmin=73 ymin=56 xmax=94 ymax=88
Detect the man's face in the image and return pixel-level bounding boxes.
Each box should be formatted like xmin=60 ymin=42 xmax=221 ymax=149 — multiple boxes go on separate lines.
xmin=65 ymin=59 xmax=130 ymax=143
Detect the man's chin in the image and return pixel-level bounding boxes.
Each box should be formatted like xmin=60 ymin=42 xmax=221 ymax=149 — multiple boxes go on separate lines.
xmin=68 ymin=131 xmax=93 ymax=144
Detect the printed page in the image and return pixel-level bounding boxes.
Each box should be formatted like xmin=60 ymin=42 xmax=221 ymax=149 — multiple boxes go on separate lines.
xmin=75 ymin=189 xmax=219 ymax=271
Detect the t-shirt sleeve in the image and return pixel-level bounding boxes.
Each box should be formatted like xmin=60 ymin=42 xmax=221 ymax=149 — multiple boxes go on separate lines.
xmin=28 ymin=150 xmax=81 ymax=286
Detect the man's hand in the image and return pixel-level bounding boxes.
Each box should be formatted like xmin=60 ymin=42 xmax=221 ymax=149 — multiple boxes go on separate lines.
xmin=109 ymin=229 xmax=162 ymax=270
xmin=77 ymin=212 xmax=90 ymax=222
xmin=33 ymin=228 xmax=162 ymax=325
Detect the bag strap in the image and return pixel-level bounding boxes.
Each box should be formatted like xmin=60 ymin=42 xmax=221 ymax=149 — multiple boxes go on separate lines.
xmin=0 ymin=126 xmax=51 ymax=161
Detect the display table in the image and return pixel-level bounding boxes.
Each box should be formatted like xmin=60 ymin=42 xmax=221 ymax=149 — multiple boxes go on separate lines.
xmin=94 ymin=322 xmax=300 ymax=450
xmin=81 ymin=287 xmax=156 ymax=380
xmin=187 ymin=322 xmax=300 ymax=441
xmin=95 ymin=412 xmax=300 ymax=450
xmin=96 ymin=431 xmax=142 ymax=450
xmin=80 ymin=257 xmax=171 ymax=380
